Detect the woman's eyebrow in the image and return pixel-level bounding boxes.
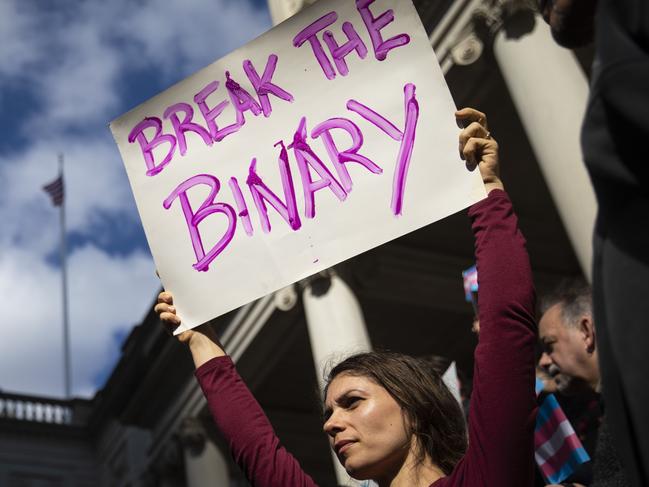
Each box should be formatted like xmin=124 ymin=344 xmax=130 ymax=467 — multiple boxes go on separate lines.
xmin=323 ymin=389 xmax=366 ymax=419
xmin=335 ymin=388 xmax=366 ymax=403
xmin=338 ymin=387 xmax=365 ymax=400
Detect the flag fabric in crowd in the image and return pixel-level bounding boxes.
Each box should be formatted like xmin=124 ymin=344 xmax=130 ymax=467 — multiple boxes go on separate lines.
xmin=462 ymin=264 xmax=479 ymax=315
xmin=535 ymin=378 xmax=590 ymax=484
xmin=462 ymin=265 xmax=478 ymax=302
xmin=43 ymin=175 xmax=64 ymax=207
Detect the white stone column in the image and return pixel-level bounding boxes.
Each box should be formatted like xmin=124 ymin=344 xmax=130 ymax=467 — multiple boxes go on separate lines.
xmin=266 ymin=0 xmax=317 ymax=25
xmin=493 ymin=12 xmax=596 ymax=280
xmin=266 ymin=3 xmax=371 ymax=483
xmin=180 ymin=418 xmax=229 ymax=487
xmin=302 ymin=271 xmax=371 ymax=487
xmin=303 ymin=272 xmax=372 ymax=375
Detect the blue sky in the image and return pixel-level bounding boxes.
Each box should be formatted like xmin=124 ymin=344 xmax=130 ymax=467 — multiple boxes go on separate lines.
xmin=0 ymin=0 xmax=271 ymax=398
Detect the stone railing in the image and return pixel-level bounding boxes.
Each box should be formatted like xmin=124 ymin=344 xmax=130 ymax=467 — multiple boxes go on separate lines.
xmin=0 ymin=392 xmax=74 ymax=425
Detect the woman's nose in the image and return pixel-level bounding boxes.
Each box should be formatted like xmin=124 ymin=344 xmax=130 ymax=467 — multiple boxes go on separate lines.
xmin=323 ymin=411 xmax=344 ymax=436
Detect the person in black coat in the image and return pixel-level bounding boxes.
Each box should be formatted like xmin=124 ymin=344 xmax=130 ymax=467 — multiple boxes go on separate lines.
xmin=539 ymin=5 xmax=648 ymax=485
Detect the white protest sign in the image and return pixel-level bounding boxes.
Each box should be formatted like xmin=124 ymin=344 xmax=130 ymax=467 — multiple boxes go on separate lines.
xmin=110 ymin=0 xmax=485 ymax=332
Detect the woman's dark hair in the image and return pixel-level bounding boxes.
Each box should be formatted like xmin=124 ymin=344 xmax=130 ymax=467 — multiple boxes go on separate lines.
xmin=323 ymin=351 xmax=467 ymax=475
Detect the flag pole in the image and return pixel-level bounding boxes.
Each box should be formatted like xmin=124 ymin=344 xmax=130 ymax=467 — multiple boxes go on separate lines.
xmin=58 ymin=153 xmax=71 ymax=398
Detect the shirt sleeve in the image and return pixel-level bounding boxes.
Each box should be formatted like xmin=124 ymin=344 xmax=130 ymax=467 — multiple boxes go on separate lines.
xmin=436 ymin=190 xmax=538 ymax=487
xmin=195 ymin=355 xmax=320 ymax=487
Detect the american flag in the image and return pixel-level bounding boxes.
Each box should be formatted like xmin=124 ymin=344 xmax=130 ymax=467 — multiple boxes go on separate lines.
xmin=43 ymin=174 xmax=64 ymax=206
xmin=535 ymin=378 xmax=590 ymax=484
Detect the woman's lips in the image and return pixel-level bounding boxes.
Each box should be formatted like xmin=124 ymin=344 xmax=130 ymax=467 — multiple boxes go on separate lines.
xmin=335 ymin=439 xmax=356 ymax=455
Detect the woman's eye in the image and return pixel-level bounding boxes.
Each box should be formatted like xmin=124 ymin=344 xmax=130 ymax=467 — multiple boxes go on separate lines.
xmin=346 ymin=397 xmax=361 ymax=408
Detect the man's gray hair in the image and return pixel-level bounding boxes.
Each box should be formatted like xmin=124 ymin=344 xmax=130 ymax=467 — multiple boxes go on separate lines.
xmin=540 ymin=280 xmax=592 ymax=328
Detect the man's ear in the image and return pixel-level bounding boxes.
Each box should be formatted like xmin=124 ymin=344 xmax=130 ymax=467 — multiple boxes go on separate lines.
xmin=579 ymin=314 xmax=596 ymax=353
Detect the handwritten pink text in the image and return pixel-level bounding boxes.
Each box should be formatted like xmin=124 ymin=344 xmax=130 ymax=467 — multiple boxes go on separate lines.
xmin=128 ymin=54 xmax=294 ymax=177
xmin=163 ymin=83 xmax=419 ymax=272
xmin=293 ymin=0 xmax=410 ymax=80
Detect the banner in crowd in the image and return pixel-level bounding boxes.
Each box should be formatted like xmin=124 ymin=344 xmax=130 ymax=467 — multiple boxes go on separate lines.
xmin=110 ymin=0 xmax=485 ymax=331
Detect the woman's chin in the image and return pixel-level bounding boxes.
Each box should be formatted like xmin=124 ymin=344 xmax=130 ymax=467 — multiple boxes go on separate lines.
xmin=342 ymin=461 xmax=372 ymax=481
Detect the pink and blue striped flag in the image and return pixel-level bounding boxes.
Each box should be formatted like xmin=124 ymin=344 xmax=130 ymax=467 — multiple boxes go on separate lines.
xmin=462 ymin=265 xmax=478 ymax=302
xmin=535 ymin=378 xmax=590 ymax=484
xmin=462 ymin=265 xmax=479 ymax=315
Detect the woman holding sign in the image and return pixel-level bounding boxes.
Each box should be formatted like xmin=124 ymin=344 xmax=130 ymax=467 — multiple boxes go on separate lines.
xmin=155 ymin=108 xmax=537 ymax=487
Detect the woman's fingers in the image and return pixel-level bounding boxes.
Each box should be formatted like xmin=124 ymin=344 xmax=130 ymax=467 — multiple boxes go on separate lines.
xmin=456 ymin=107 xmax=489 ymax=161
xmin=154 ymin=290 xmax=192 ymax=341
xmin=459 ymin=121 xmax=490 ymax=159
xmin=157 ymin=291 xmax=173 ymax=305
xmin=154 ymin=301 xmax=180 ymax=324
xmin=159 ymin=311 xmax=181 ymax=326
xmin=460 ymin=121 xmax=489 ymax=143
xmin=455 ymin=108 xmax=488 ymax=131
xmin=462 ymin=136 xmax=502 ymax=194
xmin=154 ymin=301 xmax=176 ymax=316
xmin=155 ymin=291 xmax=181 ymax=329
xmin=457 ymin=107 xmax=503 ymax=193
xmin=462 ymin=136 xmax=491 ymax=167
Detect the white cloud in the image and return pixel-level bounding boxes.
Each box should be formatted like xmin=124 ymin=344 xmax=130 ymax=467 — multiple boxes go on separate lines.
xmin=68 ymin=245 xmax=159 ymax=397
xmin=0 ymin=1 xmax=41 ymax=79
xmin=0 ymin=244 xmax=158 ymax=398
xmin=0 ymin=0 xmax=271 ymax=398
xmin=26 ymin=22 xmax=121 ymax=132
xmin=5 ymin=0 xmax=270 ymax=135
xmin=111 ymin=0 xmax=271 ymax=77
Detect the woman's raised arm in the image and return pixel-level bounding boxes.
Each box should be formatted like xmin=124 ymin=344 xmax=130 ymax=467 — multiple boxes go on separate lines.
xmin=438 ymin=108 xmax=537 ymax=487
xmin=154 ymin=291 xmax=319 ymax=487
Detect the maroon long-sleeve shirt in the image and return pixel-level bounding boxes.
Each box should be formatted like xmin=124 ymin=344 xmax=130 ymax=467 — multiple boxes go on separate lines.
xmin=196 ymin=189 xmax=538 ymax=486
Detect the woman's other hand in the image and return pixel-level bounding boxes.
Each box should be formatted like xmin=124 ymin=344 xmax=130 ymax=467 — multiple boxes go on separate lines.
xmin=154 ymin=291 xmax=226 ymax=367
xmin=455 ymin=107 xmax=504 ymax=194
xmin=155 ymin=291 xmax=193 ymax=342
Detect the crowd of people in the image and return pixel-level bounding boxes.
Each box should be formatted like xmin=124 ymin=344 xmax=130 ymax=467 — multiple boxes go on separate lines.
xmin=151 ymin=0 xmax=648 ymax=485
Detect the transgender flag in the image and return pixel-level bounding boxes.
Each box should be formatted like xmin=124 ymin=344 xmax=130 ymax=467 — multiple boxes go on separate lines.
xmin=535 ymin=378 xmax=590 ymax=484
xmin=462 ymin=265 xmax=478 ymax=302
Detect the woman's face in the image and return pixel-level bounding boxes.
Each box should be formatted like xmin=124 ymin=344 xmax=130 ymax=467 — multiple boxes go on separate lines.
xmin=323 ymin=372 xmax=414 ymax=480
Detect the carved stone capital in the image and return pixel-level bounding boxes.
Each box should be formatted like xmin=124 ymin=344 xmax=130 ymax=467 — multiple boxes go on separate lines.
xmin=441 ymin=0 xmax=538 ymax=68
xmin=151 ymin=435 xmax=183 ymax=476
xmin=274 ymin=284 xmax=298 ymax=311
xmin=178 ymin=417 xmax=207 ymax=457
xmin=474 ymin=0 xmax=538 ymax=41
xmin=450 ymin=31 xmax=485 ymax=66
xmin=299 ymin=269 xmax=333 ymax=297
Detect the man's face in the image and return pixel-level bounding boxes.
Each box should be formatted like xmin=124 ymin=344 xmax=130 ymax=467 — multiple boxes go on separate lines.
xmin=539 ymin=303 xmax=591 ymax=386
